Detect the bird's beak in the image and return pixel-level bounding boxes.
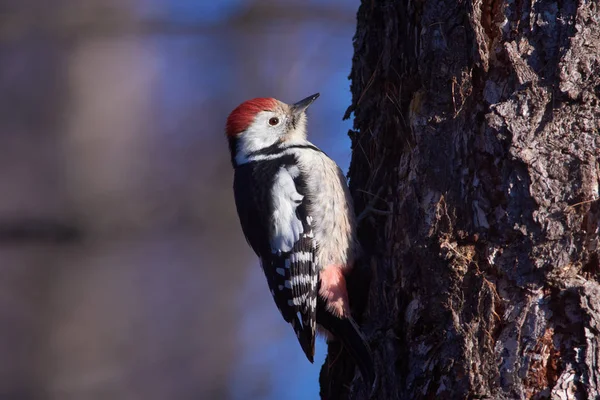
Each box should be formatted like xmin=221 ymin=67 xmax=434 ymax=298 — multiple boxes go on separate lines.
xmin=291 ymin=93 xmax=320 ymax=117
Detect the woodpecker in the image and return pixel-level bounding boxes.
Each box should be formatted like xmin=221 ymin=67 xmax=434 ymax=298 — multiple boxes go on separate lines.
xmin=226 ymin=93 xmax=375 ymax=389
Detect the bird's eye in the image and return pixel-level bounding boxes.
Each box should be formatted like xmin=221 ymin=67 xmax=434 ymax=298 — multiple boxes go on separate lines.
xmin=268 ymin=117 xmax=280 ymax=126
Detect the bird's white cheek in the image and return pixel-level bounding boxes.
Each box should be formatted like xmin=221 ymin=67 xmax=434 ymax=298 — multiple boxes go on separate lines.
xmin=235 ymin=125 xmax=280 ymax=164
xmin=239 ymin=132 xmax=276 ymax=153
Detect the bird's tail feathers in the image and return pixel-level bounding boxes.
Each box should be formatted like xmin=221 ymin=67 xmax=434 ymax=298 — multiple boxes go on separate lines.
xmin=291 ymin=314 xmax=316 ymax=363
xmin=317 ymin=303 xmax=377 ymax=395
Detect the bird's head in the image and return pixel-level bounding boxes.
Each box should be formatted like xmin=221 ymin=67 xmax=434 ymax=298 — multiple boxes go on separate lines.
xmin=225 ymin=93 xmax=320 ymax=166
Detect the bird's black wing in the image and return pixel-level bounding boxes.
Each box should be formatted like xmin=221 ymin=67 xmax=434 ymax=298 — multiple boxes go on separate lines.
xmin=233 ymin=161 xmax=274 ymax=258
xmin=233 ymin=157 xmax=318 ymax=361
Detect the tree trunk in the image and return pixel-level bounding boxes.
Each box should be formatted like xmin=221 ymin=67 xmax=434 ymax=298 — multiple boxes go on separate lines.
xmin=320 ymin=0 xmax=600 ymax=399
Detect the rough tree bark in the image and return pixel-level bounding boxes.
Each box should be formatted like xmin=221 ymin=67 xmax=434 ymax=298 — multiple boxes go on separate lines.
xmin=320 ymin=0 xmax=599 ymax=399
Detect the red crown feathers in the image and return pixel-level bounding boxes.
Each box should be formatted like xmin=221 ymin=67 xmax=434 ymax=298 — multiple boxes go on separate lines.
xmin=226 ymin=97 xmax=278 ymax=137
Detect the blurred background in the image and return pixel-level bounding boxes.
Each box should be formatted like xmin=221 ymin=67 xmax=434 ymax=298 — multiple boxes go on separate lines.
xmin=0 ymin=0 xmax=358 ymax=399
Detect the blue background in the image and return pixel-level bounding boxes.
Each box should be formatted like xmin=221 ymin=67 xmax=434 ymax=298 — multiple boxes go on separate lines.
xmin=0 ymin=1 xmax=358 ymax=399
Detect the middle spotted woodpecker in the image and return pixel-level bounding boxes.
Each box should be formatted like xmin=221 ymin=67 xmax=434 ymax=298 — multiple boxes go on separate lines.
xmin=226 ymin=93 xmax=375 ymax=389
